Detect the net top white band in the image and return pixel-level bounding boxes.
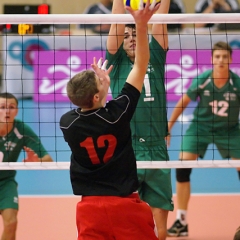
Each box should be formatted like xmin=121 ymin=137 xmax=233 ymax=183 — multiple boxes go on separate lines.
xmin=1 ymin=160 xmax=240 ymax=170
xmin=0 ymin=13 xmax=240 ymax=24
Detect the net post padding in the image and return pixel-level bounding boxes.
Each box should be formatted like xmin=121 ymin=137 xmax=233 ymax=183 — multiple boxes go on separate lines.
xmin=0 ymin=160 xmax=240 ymax=170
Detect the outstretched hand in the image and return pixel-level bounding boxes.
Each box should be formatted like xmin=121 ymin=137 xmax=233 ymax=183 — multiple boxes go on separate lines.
xmin=91 ymin=57 xmax=113 ymax=86
xmin=23 ymin=146 xmax=40 ymax=162
xmin=125 ymin=0 xmax=161 ymax=24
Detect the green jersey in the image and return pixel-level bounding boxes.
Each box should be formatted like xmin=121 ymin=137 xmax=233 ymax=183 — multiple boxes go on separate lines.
xmin=0 ymin=119 xmax=48 ymax=180
xmin=187 ymin=70 xmax=240 ymax=131
xmin=106 ymin=37 xmax=168 ymax=145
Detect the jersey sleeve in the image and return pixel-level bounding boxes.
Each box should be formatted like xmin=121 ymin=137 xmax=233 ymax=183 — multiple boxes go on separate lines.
xmin=149 ymin=36 xmax=167 ymax=66
xmin=106 ymin=44 xmax=124 ymax=68
xmin=186 ymin=77 xmax=200 ymax=101
xmin=187 ymin=70 xmax=212 ymax=101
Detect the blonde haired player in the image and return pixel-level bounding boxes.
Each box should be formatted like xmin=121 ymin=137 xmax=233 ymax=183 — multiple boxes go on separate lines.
xmin=106 ymin=0 xmax=173 ymax=239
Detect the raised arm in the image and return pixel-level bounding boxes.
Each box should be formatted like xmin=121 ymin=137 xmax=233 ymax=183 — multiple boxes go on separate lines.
xmin=126 ymin=1 xmax=160 ymax=92
xmin=152 ymin=0 xmax=170 ymax=50
xmin=166 ymin=93 xmax=191 ymax=146
xmin=107 ymin=0 xmax=126 ymax=54
xmin=168 ymin=93 xmax=191 ymax=131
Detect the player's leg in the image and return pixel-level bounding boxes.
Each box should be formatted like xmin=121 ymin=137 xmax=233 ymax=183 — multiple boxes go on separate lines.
xmin=0 ymin=179 xmax=18 ymax=240
xmin=168 ymin=126 xmax=208 ymax=237
xmin=216 ymin=130 xmax=240 ymax=180
xmin=1 ymin=208 xmax=18 ymax=240
xmin=150 ymin=206 xmax=168 ymax=240
xmin=138 ymin=168 xmax=173 ymax=240
xmin=177 ymin=152 xmax=198 ymax=211
xmin=167 ymin=152 xmax=197 ymax=237
xmin=136 ymin=143 xmax=173 ymax=240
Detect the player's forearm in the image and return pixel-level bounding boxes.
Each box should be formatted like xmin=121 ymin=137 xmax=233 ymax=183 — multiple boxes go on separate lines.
xmin=156 ymin=0 xmax=170 ymax=14
xmin=152 ymin=0 xmax=170 ymax=50
xmin=107 ymin=0 xmax=125 ymax=53
xmin=168 ymin=95 xmax=190 ymax=130
xmin=112 ymin=0 xmax=125 ymax=14
xmin=135 ymin=24 xmax=149 ymax=73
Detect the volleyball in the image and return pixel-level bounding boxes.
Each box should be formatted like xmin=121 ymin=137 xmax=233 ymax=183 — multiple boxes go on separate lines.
xmin=123 ymin=0 xmax=161 ymax=10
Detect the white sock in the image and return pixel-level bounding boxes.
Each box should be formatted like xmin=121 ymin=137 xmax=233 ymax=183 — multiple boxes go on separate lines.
xmin=176 ymin=209 xmax=187 ymax=226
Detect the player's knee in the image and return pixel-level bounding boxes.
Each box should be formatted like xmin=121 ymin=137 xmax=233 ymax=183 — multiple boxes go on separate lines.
xmin=176 ymin=168 xmax=192 ymax=182
xmin=3 ymin=219 xmax=17 ymax=236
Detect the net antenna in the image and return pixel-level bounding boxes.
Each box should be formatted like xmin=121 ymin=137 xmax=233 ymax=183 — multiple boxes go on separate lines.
xmin=1 ymin=13 xmax=240 ymax=170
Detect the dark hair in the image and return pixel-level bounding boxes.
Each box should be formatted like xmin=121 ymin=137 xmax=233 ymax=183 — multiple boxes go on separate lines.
xmin=125 ymin=24 xmax=136 ymax=29
xmin=234 ymin=226 xmax=240 ymax=240
xmin=0 ymin=92 xmax=18 ymax=106
xmin=212 ymin=41 xmax=232 ymax=57
xmin=67 ymin=70 xmax=99 ymax=108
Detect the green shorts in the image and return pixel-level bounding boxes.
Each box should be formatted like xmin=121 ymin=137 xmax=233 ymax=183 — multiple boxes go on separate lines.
xmin=0 ymin=178 xmax=19 ymax=211
xmin=135 ymin=142 xmax=174 ymax=211
xmin=182 ymin=123 xmax=240 ymax=159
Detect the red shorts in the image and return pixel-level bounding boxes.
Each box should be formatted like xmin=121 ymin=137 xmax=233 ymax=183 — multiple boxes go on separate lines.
xmin=76 ymin=193 xmax=158 ymax=240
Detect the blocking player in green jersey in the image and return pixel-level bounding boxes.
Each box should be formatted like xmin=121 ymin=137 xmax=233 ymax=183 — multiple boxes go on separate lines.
xmin=167 ymin=41 xmax=240 ymax=237
xmin=0 ymin=92 xmax=53 ymax=240
xmin=106 ymin=0 xmax=173 ymax=239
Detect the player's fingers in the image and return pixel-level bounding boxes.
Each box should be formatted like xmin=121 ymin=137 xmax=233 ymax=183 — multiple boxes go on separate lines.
xmin=106 ymin=65 xmax=113 ymax=74
xmin=101 ymin=60 xmax=108 ymax=70
xmin=97 ymin=58 xmax=103 ymax=68
xmin=139 ymin=0 xmax=144 ymax=10
xmin=149 ymin=0 xmax=156 ymax=11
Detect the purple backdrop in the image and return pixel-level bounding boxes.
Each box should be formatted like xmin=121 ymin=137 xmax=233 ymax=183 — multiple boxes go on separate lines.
xmin=34 ymin=50 xmax=240 ymax=102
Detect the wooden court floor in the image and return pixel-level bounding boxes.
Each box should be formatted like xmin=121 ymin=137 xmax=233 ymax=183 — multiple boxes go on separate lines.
xmin=0 ymin=194 xmax=239 ymax=240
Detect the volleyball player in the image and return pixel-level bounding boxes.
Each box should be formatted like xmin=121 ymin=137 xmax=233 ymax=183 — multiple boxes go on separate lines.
xmin=167 ymin=41 xmax=240 ymax=237
xmin=0 ymin=92 xmax=53 ymax=240
xmin=106 ymin=0 xmax=173 ymax=239
xmin=60 ymin=1 xmax=160 ymax=239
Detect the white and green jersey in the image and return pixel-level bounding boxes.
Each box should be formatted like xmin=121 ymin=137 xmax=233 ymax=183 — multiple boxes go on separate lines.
xmin=0 ymin=119 xmax=48 ymax=180
xmin=187 ymin=70 xmax=240 ymax=131
xmin=106 ymin=37 xmax=168 ymax=145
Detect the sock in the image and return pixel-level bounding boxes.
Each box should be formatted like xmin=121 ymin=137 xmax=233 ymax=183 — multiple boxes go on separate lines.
xmin=176 ymin=209 xmax=187 ymax=226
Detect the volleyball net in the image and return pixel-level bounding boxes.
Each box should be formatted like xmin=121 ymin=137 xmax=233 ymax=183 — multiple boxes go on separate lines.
xmin=1 ymin=13 xmax=240 ymax=170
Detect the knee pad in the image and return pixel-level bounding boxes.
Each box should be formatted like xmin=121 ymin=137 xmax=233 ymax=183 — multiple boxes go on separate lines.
xmin=176 ymin=168 xmax=192 ymax=182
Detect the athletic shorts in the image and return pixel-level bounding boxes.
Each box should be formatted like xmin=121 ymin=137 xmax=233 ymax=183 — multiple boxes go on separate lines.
xmin=135 ymin=142 xmax=174 ymax=211
xmin=182 ymin=123 xmax=240 ymax=159
xmin=76 ymin=193 xmax=158 ymax=240
xmin=0 ymin=178 xmax=18 ymax=211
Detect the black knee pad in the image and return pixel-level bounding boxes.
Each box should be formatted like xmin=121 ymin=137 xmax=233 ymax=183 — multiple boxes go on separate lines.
xmin=176 ymin=168 xmax=192 ymax=182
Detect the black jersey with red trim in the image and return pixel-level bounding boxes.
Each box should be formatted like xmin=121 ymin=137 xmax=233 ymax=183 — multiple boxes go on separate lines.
xmin=60 ymin=83 xmax=140 ymax=196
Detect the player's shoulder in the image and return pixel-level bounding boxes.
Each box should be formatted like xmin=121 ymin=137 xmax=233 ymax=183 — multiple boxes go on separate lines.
xmin=194 ymin=69 xmax=212 ymax=82
xmin=230 ymin=70 xmax=240 ymax=80
xmin=60 ymin=110 xmax=79 ymax=128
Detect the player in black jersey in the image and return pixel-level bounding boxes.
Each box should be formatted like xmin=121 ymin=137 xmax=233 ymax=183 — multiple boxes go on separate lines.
xmin=60 ymin=1 xmax=160 ymax=239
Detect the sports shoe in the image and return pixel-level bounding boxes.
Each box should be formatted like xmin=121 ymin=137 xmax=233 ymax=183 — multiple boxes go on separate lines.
xmin=167 ymin=219 xmax=188 ymax=237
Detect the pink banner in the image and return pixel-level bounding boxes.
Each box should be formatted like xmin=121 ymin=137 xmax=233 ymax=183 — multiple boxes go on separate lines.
xmin=34 ymin=50 xmax=240 ymax=102
xmin=34 ymin=51 xmax=105 ymax=102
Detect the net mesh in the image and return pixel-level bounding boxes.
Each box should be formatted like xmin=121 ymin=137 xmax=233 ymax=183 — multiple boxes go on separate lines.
xmin=1 ymin=13 xmax=240 ymax=169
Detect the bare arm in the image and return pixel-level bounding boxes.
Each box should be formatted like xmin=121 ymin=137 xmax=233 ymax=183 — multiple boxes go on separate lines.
xmin=168 ymin=94 xmax=191 ymax=131
xmin=126 ymin=1 xmax=160 ymax=92
xmin=107 ymin=0 xmax=126 ymax=54
xmin=152 ymin=0 xmax=170 ymax=50
xmin=195 ymin=0 xmax=232 ymax=28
